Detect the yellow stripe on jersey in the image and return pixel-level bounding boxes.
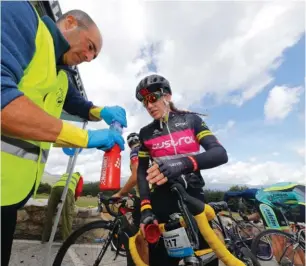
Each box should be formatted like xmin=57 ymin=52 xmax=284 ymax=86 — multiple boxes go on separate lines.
xmin=138 ymin=151 xmax=150 ymax=158
xmin=196 ymin=130 xmax=213 ymax=141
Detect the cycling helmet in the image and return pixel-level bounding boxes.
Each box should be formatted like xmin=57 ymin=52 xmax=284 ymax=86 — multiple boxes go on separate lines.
xmin=136 ymin=74 xmax=172 ymax=102
xmin=127 ymin=133 xmax=140 ymax=148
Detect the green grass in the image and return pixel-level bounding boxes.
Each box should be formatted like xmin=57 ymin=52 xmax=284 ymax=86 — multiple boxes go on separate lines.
xmin=75 ymin=197 xmax=97 ymax=208
xmin=35 ymin=194 xmax=98 ymax=208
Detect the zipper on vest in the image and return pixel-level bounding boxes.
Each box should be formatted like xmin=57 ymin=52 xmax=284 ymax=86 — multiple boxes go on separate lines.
xmin=165 ymin=121 xmax=177 ymax=155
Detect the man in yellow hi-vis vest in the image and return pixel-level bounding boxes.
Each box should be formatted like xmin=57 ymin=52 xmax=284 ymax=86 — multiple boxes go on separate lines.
xmin=42 ymin=172 xmax=84 ymax=242
xmin=1 ymin=2 xmax=127 ymax=265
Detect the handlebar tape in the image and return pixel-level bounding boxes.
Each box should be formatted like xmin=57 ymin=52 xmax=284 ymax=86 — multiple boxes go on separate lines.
xmin=194 ymin=206 xmax=245 ymax=266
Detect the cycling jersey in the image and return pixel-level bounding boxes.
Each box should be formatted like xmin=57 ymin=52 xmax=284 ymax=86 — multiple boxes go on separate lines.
xmin=137 ymin=112 xmax=228 ymax=201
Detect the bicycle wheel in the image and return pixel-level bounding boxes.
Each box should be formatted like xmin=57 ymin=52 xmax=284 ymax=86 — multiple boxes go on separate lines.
xmin=110 ymin=235 xmax=127 ymax=257
xmin=236 ymin=221 xmax=263 ymax=250
xmin=251 ymin=229 xmax=305 ymax=266
xmin=240 ymin=247 xmax=261 ymax=266
xmin=53 ymin=220 xmax=126 ymax=266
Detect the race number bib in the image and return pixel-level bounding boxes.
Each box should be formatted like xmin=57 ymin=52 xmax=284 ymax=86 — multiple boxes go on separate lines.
xmin=162 ymin=227 xmax=193 ymax=258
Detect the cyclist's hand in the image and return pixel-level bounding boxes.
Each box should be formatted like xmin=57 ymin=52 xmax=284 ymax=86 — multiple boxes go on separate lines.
xmin=147 ymin=162 xmax=168 ymax=186
xmin=157 ymin=157 xmax=194 ymax=180
xmin=140 ymin=202 xmax=158 ymax=238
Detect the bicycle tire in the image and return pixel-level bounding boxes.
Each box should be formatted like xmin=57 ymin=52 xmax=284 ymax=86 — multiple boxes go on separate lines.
xmin=235 ymin=221 xmax=262 ymax=249
xmin=53 ymin=220 xmax=114 ymax=266
xmin=240 ymin=247 xmax=261 ymax=266
xmin=110 ymin=237 xmax=127 ymax=257
xmin=251 ymin=229 xmax=303 ymax=262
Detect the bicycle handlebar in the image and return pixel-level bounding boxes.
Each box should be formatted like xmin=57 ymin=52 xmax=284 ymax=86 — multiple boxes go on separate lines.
xmin=98 ymin=192 xmax=138 ymax=218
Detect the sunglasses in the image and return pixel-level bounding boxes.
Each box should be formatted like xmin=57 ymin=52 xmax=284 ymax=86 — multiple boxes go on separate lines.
xmin=142 ymin=92 xmax=163 ymax=107
xmin=127 ymin=135 xmax=139 ymax=145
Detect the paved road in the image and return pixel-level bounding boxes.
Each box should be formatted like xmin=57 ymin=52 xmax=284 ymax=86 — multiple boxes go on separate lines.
xmin=10 ymin=240 xmax=126 ymax=266
xmin=10 ymin=239 xmax=279 ymax=266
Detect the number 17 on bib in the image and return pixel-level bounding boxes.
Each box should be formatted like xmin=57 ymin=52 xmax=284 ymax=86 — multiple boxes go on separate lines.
xmin=162 ymin=227 xmax=194 ymax=258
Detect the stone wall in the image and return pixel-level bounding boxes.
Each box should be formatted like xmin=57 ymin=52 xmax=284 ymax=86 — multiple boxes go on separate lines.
xmin=15 ymin=199 xmax=103 ymax=241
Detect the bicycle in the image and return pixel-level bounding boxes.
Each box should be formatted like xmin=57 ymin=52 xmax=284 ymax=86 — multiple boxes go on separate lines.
xmin=251 ymin=203 xmax=305 ymax=266
xmin=97 ymin=192 xmax=136 ymax=257
xmin=208 ymin=201 xmax=261 ymax=266
xmin=53 ymin=183 xmax=257 ymax=265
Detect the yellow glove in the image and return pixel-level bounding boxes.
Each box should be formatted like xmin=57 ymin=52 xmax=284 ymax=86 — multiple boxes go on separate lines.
xmin=89 ymin=107 xmax=103 ymax=120
xmin=55 ymin=122 xmax=88 ymax=148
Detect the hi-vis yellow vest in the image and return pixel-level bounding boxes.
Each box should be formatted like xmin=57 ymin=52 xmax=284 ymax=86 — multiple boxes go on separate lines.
xmin=1 ymin=10 xmax=69 ymax=206
xmin=53 ymin=172 xmax=81 ymax=195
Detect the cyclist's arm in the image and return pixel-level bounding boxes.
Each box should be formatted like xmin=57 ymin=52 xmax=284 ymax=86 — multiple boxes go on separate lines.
xmin=117 ymin=162 xmax=138 ymax=196
xmin=192 ymin=114 xmax=228 ymax=170
xmin=137 ymin=131 xmax=151 ymax=202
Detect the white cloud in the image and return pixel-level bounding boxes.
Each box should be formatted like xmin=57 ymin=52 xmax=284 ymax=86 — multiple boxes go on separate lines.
xmin=44 ymin=0 xmax=305 ymax=186
xmin=272 ymin=152 xmax=280 ymax=156
xmin=202 ymin=160 xmax=305 ymax=187
xmin=214 ymin=120 xmax=236 ymax=137
xmin=295 ymin=147 xmax=305 ymax=158
xmin=264 ymin=85 xmax=303 ymax=121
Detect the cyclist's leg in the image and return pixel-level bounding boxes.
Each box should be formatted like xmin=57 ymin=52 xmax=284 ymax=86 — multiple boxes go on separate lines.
xmin=150 ymin=185 xmax=183 ymax=265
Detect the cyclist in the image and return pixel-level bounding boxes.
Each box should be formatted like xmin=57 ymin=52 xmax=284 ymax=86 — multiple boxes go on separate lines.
xmin=112 ymin=132 xmax=141 ymax=226
xmin=111 ymin=133 xmax=148 ymax=265
xmin=135 ymin=74 xmax=229 ymax=266
xmin=113 ymin=133 xmax=141 ymax=199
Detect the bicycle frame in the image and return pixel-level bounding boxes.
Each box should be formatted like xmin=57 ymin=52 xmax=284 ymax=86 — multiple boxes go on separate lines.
xmin=214 ymin=208 xmax=255 ymax=255
xmin=97 ymin=185 xmax=246 ymax=266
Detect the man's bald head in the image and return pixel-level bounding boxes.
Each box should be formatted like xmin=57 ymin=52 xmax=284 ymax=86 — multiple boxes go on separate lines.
xmin=57 ymin=10 xmax=103 ymax=65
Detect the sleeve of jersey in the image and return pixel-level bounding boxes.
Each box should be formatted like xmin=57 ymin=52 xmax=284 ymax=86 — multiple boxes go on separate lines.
xmin=130 ymin=147 xmax=139 ymax=165
xmin=192 ymin=115 xmax=228 ymax=170
xmin=137 ymin=131 xmax=151 ymax=202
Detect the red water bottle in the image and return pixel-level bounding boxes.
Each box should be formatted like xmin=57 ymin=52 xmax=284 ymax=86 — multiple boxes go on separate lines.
xmin=100 ymin=121 xmax=122 ymax=191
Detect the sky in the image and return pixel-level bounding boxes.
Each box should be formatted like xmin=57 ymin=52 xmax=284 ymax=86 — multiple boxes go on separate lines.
xmin=45 ymin=0 xmax=305 ymax=188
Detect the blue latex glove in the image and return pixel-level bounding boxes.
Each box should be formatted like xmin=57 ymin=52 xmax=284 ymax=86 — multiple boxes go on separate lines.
xmin=100 ymin=106 xmax=127 ymax=128
xmin=87 ymin=129 xmax=125 ymax=151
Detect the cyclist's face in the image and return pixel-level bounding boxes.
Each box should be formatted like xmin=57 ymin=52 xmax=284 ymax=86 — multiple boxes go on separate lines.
xmin=144 ymin=93 xmax=171 ymax=120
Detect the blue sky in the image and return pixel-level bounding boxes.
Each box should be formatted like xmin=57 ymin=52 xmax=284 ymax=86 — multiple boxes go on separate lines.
xmin=204 ymin=35 xmax=305 ymax=164
xmin=46 ymin=0 xmax=304 ymax=186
